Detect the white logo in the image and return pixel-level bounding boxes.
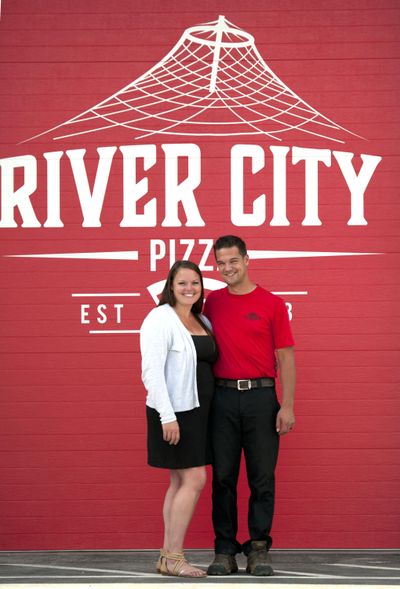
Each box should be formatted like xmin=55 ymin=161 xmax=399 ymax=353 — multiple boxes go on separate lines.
xmin=25 ymin=16 xmax=360 ymax=145
xmin=0 ymin=15 xmax=384 ymax=334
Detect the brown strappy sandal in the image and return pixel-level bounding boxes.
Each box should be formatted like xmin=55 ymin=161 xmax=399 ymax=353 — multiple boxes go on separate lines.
xmin=160 ymin=550 xmax=207 ymax=577
xmin=156 ymin=548 xmax=166 ymax=573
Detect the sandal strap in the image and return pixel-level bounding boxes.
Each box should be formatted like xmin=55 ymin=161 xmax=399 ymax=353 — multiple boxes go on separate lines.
xmin=162 ymin=551 xmax=187 ymax=576
xmin=161 ymin=551 xmax=206 ymax=577
xmin=156 ymin=548 xmax=167 ymax=572
xmin=168 ymin=552 xmax=186 ymax=576
xmin=165 ymin=551 xmax=185 ymax=560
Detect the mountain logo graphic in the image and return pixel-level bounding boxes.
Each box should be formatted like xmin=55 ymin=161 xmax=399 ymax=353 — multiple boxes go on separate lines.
xmin=26 ymin=15 xmax=361 ymax=144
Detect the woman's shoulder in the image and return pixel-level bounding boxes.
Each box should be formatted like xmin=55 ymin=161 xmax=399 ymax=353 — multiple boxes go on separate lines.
xmin=141 ymin=304 xmax=174 ymax=328
xmin=147 ymin=303 xmax=170 ymax=315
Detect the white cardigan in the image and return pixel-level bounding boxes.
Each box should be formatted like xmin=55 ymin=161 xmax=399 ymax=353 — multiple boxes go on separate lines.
xmin=140 ymin=304 xmax=212 ymax=424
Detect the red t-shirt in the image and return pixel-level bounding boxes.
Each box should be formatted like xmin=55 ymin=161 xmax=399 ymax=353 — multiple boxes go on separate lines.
xmin=203 ymin=285 xmax=294 ymax=379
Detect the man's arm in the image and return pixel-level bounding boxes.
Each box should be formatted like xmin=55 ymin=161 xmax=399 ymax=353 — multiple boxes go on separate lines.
xmin=275 ymin=346 xmax=296 ymax=435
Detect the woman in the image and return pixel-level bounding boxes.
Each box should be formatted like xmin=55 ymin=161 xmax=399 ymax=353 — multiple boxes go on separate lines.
xmin=140 ymin=260 xmax=217 ymax=578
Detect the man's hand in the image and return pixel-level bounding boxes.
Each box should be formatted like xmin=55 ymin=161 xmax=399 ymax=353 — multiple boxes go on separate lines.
xmin=276 ymin=406 xmax=295 ymax=435
xmin=162 ymin=420 xmax=180 ymax=445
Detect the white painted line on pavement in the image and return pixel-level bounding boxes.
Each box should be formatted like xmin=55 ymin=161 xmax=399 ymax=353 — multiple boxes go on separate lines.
xmin=0 ymin=562 xmax=154 ymax=577
xmin=275 ymin=567 xmax=345 ymax=578
xmin=332 ymin=563 xmax=400 ymax=571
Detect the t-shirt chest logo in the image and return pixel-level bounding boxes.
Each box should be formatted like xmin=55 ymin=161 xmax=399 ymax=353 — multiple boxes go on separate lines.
xmin=245 ymin=312 xmax=261 ymax=321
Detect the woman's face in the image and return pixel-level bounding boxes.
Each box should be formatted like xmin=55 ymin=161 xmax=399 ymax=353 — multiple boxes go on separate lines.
xmin=172 ymin=268 xmax=202 ymax=308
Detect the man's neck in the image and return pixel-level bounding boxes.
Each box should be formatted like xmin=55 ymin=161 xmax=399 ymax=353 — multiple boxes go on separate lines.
xmin=227 ymin=280 xmax=257 ymax=295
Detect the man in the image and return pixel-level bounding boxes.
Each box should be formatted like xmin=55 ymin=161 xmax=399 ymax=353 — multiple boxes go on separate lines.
xmin=203 ymin=235 xmax=295 ymax=576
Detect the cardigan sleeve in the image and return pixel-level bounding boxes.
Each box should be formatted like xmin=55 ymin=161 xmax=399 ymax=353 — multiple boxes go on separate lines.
xmin=140 ymin=309 xmax=177 ymax=424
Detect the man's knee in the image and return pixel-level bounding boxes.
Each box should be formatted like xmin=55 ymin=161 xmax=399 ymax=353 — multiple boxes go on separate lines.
xmin=212 ymin=463 xmax=240 ymax=489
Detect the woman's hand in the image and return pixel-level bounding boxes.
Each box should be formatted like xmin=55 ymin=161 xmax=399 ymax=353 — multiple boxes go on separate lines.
xmin=162 ymin=420 xmax=180 ymax=445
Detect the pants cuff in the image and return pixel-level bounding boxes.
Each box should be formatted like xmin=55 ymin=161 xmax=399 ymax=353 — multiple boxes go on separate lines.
xmin=214 ymin=539 xmax=242 ymax=555
xmin=242 ymin=536 xmax=273 ymax=555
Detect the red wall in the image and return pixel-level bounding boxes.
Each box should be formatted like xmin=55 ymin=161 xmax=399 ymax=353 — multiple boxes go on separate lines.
xmin=0 ymin=0 xmax=399 ymax=549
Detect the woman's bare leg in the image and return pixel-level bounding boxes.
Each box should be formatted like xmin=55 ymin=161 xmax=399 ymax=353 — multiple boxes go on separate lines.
xmin=162 ymin=466 xmax=207 ymax=577
xmin=162 ymin=470 xmax=180 ymax=550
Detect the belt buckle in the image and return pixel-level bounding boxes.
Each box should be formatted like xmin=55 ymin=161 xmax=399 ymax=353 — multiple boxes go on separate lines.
xmin=237 ymin=379 xmax=251 ymax=390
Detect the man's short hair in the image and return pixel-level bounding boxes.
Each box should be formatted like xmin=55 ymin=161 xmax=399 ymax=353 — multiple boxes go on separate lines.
xmin=213 ymin=235 xmax=247 ymax=257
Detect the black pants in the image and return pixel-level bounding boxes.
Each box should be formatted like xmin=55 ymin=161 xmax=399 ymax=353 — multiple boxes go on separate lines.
xmin=210 ymin=384 xmax=280 ymax=555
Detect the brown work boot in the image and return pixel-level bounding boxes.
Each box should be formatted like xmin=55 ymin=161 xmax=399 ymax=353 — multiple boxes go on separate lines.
xmin=246 ymin=540 xmax=274 ymax=576
xmin=207 ymin=553 xmax=238 ymax=575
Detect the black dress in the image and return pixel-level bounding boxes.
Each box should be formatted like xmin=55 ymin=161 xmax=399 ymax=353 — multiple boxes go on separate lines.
xmin=147 ymin=334 xmax=217 ymax=469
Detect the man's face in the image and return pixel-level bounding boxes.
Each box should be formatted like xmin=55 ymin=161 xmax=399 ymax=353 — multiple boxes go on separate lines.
xmin=215 ymin=246 xmax=249 ymax=287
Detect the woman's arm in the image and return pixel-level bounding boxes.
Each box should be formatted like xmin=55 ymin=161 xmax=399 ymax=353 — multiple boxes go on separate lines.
xmin=140 ymin=310 xmax=176 ymax=425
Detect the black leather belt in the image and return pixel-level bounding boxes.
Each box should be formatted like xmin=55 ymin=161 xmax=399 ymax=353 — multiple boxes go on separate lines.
xmin=216 ymin=378 xmax=275 ymax=390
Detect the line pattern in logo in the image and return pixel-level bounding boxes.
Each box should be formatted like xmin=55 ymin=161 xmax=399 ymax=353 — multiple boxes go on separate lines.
xmin=25 ymin=16 xmax=362 ymax=144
